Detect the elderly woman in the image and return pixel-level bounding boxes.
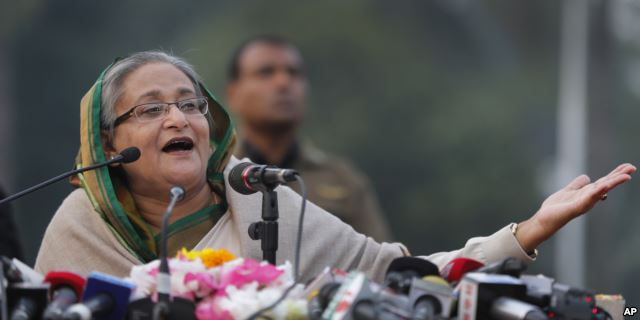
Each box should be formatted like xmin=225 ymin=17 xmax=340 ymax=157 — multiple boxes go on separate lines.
xmin=35 ymin=51 xmax=635 ymax=283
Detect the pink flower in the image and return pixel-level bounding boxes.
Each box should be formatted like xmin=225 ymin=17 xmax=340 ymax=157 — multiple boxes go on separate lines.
xmin=219 ymin=259 xmax=283 ymax=291
xmin=184 ymin=272 xmax=218 ymax=298
xmin=195 ymin=297 xmax=233 ymax=320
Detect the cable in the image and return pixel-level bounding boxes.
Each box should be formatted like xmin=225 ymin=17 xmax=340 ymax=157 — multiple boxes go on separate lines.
xmin=293 ymin=175 xmax=306 ymax=282
xmin=247 ymin=175 xmax=307 ymax=320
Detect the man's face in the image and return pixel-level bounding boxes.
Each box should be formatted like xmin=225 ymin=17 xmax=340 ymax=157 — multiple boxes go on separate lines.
xmin=227 ymin=42 xmax=307 ymax=131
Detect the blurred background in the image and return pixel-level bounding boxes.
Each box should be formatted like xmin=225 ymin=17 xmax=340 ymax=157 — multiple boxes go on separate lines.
xmin=1 ymin=0 xmax=639 ymax=303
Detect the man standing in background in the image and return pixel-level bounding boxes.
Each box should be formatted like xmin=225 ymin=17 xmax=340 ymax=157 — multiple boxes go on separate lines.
xmin=226 ymin=35 xmax=392 ymax=241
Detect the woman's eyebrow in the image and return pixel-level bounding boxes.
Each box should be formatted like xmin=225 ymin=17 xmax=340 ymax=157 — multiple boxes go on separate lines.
xmin=135 ymin=90 xmax=162 ymax=103
xmin=135 ymin=87 xmax=196 ymax=103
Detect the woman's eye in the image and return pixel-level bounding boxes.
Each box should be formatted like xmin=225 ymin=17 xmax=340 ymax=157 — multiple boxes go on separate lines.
xmin=180 ymin=102 xmax=198 ymax=113
xmin=140 ymin=104 xmax=164 ymax=116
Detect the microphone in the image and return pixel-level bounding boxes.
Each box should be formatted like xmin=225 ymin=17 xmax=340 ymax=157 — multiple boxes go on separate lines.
xmin=0 ymin=147 xmax=141 ymax=206
xmin=458 ymin=272 xmax=532 ymax=320
xmin=319 ymin=272 xmax=411 ymax=320
xmin=490 ymin=297 xmax=548 ymax=320
xmin=408 ymin=275 xmax=455 ymax=320
xmin=228 ymin=162 xmax=298 ymax=195
xmin=1 ymin=257 xmax=44 ymax=320
xmin=126 ymin=186 xmax=196 ymax=320
xmin=1 ymin=256 xmax=25 ymax=283
xmin=7 ymin=283 xmax=50 ymax=320
xmin=42 ymin=272 xmax=86 ymax=320
xmin=475 ymin=257 xmax=528 ymax=278
xmin=520 ymin=274 xmax=607 ymax=319
xmin=62 ymin=272 xmax=135 ymax=320
xmin=385 ymin=257 xmax=440 ymax=294
xmin=157 ymin=187 xmax=184 ymax=309
xmin=440 ymin=258 xmax=484 ymax=284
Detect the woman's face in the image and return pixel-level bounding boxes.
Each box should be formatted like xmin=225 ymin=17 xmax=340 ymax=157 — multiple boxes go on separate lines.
xmin=107 ymin=62 xmax=212 ymax=196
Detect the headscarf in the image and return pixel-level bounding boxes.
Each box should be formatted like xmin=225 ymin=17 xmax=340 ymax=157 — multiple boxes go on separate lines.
xmin=72 ymin=57 xmax=236 ymax=262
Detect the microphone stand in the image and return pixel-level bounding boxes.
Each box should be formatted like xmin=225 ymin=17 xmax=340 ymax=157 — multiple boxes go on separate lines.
xmin=154 ymin=186 xmax=184 ymax=320
xmin=127 ymin=186 xmax=196 ymax=320
xmin=247 ymin=166 xmax=281 ymax=265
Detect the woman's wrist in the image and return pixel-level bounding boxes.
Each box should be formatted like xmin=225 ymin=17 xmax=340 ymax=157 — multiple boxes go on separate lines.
xmin=512 ymin=218 xmax=544 ymax=255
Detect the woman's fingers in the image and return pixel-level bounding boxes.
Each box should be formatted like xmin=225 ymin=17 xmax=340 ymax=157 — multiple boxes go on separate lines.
xmin=565 ymin=174 xmax=590 ymax=191
xmin=572 ymin=163 xmax=635 ymax=194
xmin=582 ymin=173 xmax=631 ymax=204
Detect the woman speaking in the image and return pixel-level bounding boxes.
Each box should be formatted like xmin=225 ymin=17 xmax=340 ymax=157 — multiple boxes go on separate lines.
xmin=35 ymin=51 xmax=635 ymax=282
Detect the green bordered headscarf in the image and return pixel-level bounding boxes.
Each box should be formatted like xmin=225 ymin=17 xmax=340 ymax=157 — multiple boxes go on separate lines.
xmin=73 ymin=58 xmax=236 ymax=262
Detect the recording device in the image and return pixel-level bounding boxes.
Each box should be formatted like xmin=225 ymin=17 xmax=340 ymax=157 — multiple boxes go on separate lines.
xmin=1 ymin=257 xmax=48 ymax=320
xmin=475 ymin=257 xmax=528 ymax=278
xmin=7 ymin=283 xmax=50 ymax=320
xmin=457 ymin=272 xmax=544 ymax=320
xmin=313 ymin=267 xmax=453 ymax=320
xmin=408 ymin=276 xmax=455 ymax=320
xmin=318 ymin=272 xmax=411 ymax=320
xmin=384 ymin=257 xmax=439 ymax=294
xmin=63 ymin=272 xmax=135 ymax=320
xmin=228 ymin=162 xmax=298 ymax=195
xmin=1 ymin=256 xmax=25 ymax=283
xmin=440 ymin=257 xmax=484 ymax=284
xmin=0 ymin=146 xmax=141 ymax=206
xmin=520 ymin=274 xmax=610 ymax=319
xmin=42 ymin=271 xmax=86 ymax=320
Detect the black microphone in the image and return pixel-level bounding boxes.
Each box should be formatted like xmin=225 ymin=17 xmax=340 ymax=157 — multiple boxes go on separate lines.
xmin=0 ymin=147 xmax=141 ymax=206
xmin=385 ymin=257 xmax=440 ymax=294
xmin=317 ymin=272 xmax=411 ymax=320
xmin=458 ymin=272 xmax=535 ymax=320
xmin=475 ymin=257 xmax=528 ymax=278
xmin=490 ymin=296 xmax=548 ymax=320
xmin=7 ymin=283 xmax=50 ymax=320
xmin=228 ymin=162 xmax=298 ymax=195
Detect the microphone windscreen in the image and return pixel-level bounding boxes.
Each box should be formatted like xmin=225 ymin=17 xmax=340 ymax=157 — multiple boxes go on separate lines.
xmin=228 ymin=162 xmax=257 ymax=195
xmin=386 ymin=257 xmax=439 ymax=278
xmin=44 ymin=271 xmax=86 ymax=299
xmin=440 ymin=258 xmax=484 ymax=283
xmin=170 ymin=186 xmax=186 ymax=201
xmin=82 ymin=272 xmax=135 ymax=320
xmin=119 ymin=147 xmax=141 ymax=163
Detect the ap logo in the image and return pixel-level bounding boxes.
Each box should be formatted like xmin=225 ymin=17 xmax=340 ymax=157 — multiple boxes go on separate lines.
xmin=624 ymin=307 xmax=638 ymax=316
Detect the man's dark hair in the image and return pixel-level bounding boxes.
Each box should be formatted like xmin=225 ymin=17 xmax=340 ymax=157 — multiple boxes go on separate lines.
xmin=227 ymin=34 xmax=299 ymax=82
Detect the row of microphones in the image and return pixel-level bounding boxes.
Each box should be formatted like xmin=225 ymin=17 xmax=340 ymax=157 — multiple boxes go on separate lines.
xmin=447 ymin=257 xmax=611 ymax=320
xmin=311 ymin=258 xmax=456 ymax=320
xmin=309 ymin=256 xmax=614 ymax=320
xmin=0 ymin=147 xmax=141 ymax=207
xmin=1 ymin=256 xmax=136 ymax=320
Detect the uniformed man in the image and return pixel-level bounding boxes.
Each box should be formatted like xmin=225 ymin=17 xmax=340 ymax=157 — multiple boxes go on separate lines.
xmin=226 ymin=35 xmax=392 ymax=242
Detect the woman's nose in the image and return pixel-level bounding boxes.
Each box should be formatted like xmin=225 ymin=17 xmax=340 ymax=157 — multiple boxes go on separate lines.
xmin=164 ymin=105 xmax=188 ymax=128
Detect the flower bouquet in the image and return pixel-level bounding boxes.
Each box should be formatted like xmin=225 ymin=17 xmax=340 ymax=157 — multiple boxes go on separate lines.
xmin=127 ymin=248 xmax=307 ymax=319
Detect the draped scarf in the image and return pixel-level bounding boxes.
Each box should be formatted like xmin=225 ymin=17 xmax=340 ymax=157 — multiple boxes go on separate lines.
xmin=72 ymin=59 xmax=236 ymax=262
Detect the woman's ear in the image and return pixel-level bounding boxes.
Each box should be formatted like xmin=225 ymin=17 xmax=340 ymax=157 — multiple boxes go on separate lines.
xmin=101 ymin=131 xmax=120 ymax=166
